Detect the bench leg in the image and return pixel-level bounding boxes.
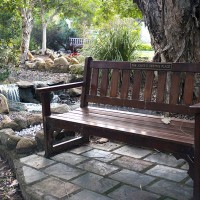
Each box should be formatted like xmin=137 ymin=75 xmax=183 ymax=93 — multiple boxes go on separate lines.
xmin=44 ymin=123 xmax=54 ymax=158
xmin=194 ymin=113 xmax=200 ymax=200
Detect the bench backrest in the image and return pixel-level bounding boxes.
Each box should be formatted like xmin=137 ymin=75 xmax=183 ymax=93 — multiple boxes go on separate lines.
xmin=81 ymin=57 xmax=200 ymax=115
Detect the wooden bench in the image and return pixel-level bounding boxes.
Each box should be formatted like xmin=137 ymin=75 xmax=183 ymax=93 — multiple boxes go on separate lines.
xmin=37 ymin=57 xmax=200 ymax=199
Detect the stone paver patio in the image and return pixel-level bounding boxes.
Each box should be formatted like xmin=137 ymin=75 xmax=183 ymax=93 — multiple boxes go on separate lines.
xmin=15 ymin=141 xmax=193 ymax=200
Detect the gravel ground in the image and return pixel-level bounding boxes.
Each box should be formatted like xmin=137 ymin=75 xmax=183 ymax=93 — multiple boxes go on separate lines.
xmin=0 ymin=156 xmax=23 ymax=200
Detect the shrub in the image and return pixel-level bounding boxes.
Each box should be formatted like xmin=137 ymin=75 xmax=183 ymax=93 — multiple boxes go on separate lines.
xmin=82 ymin=17 xmax=141 ymax=61
xmin=136 ymin=43 xmax=153 ymax=51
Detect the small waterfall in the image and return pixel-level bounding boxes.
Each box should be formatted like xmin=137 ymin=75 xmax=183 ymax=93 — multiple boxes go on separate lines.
xmin=0 ymin=84 xmax=20 ymax=102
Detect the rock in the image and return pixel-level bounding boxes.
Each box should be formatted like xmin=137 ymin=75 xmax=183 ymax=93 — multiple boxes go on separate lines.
xmin=96 ymin=138 xmax=109 ymax=144
xmin=54 ymin=56 xmax=69 ymax=68
xmin=51 ymin=104 xmax=71 ymax=113
xmin=35 ymin=130 xmax=44 ymax=150
xmin=0 ymin=94 xmax=9 ymax=114
xmin=65 ymin=56 xmax=72 ymax=62
xmin=69 ymin=64 xmax=84 ymax=75
xmin=0 ymin=116 xmax=19 ymax=131
xmin=69 ymin=74 xmax=83 ymax=83
xmin=25 ymin=61 xmax=36 ymax=69
xmin=27 ymin=51 xmax=34 ymax=61
xmin=27 ymin=114 xmax=43 ymax=126
xmin=36 ymin=60 xmax=46 ymax=70
xmin=0 ymin=128 xmax=15 ymax=146
xmin=14 ymin=116 xmax=28 ymax=130
xmin=68 ymin=88 xmax=82 ymax=97
xmin=49 ymin=53 xmax=57 ymax=61
xmin=16 ymin=81 xmax=34 ymax=88
xmin=16 ymin=137 xmax=37 ymax=154
xmin=70 ymin=57 xmax=79 ymax=64
xmin=45 ymin=59 xmax=54 ymax=70
xmin=7 ymin=134 xmax=22 ymax=150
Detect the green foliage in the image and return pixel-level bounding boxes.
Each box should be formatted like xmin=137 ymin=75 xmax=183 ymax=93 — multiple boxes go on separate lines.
xmin=0 ymin=63 xmax=10 ymax=82
xmin=82 ymin=17 xmax=141 ymax=61
xmin=136 ymin=43 xmax=153 ymax=51
xmin=31 ymin=20 xmax=78 ymax=51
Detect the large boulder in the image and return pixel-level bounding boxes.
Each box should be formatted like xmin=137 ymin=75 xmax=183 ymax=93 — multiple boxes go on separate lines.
xmin=16 ymin=137 xmax=37 ymax=154
xmin=27 ymin=51 xmax=34 ymax=61
xmin=45 ymin=59 xmax=54 ymax=70
xmin=0 ymin=94 xmax=9 ymax=114
xmin=36 ymin=60 xmax=46 ymax=70
xmin=16 ymin=81 xmax=38 ymax=103
xmin=0 ymin=128 xmax=15 ymax=145
xmin=35 ymin=130 xmax=44 ymax=150
xmin=0 ymin=115 xmax=19 ymax=131
xmin=54 ymin=56 xmax=69 ymax=68
xmin=25 ymin=61 xmax=36 ymax=69
xmin=51 ymin=104 xmax=71 ymax=114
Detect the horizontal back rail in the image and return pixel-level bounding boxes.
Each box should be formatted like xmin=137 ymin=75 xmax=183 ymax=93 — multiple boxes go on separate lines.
xmin=82 ymin=57 xmax=200 ymax=115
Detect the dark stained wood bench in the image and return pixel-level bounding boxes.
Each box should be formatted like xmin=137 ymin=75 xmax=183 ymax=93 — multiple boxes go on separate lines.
xmin=37 ymin=57 xmax=200 ymax=199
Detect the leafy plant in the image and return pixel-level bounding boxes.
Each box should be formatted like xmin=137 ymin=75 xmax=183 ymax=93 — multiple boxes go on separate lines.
xmin=0 ymin=64 xmax=10 ymax=82
xmin=136 ymin=43 xmax=153 ymax=51
xmin=82 ymin=17 xmax=141 ymax=61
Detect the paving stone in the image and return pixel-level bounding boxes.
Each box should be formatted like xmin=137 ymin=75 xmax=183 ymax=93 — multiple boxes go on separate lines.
xmin=72 ymin=172 xmax=119 ymax=193
xmin=51 ymin=152 xmax=88 ymax=165
xmin=113 ymin=145 xmax=152 ymax=158
xmin=70 ymin=146 xmax=93 ymax=154
xmin=82 ymin=149 xmax=120 ymax=162
xmin=181 ymin=162 xmax=189 ymax=170
xmin=20 ymin=154 xmax=55 ymax=169
xmin=146 ymin=180 xmax=193 ymax=200
xmin=88 ymin=141 xmax=122 ymax=151
xmin=29 ymin=177 xmax=80 ymax=198
xmin=111 ymin=156 xmax=153 ymax=172
xmin=108 ymin=184 xmax=160 ymax=200
xmin=144 ymin=152 xmax=185 ymax=167
xmin=67 ymin=189 xmax=112 ymax=200
xmin=185 ymin=178 xmax=193 ymax=187
xmin=146 ymin=165 xmax=188 ymax=182
xmin=110 ymin=169 xmax=155 ymax=188
xmin=43 ymin=195 xmax=58 ymax=200
xmin=77 ymin=160 xmax=119 ymax=176
xmin=22 ymin=166 xmax=48 ymax=184
xmin=44 ymin=163 xmax=85 ymax=180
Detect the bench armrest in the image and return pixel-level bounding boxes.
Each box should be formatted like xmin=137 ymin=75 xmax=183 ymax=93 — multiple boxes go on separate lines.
xmin=36 ymin=81 xmax=84 ymax=117
xmin=190 ymin=103 xmax=200 ymax=114
xmin=36 ymin=81 xmax=84 ymax=94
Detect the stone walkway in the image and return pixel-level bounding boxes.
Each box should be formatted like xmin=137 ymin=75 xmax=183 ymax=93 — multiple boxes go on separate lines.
xmin=15 ymin=141 xmax=193 ymax=200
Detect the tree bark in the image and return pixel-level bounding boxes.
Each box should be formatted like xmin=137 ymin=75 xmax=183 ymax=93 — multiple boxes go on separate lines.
xmin=20 ymin=7 xmax=33 ymax=64
xmin=133 ymin=0 xmax=200 ymax=62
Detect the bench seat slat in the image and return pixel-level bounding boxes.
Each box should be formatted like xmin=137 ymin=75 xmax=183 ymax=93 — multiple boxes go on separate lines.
xmin=50 ymin=108 xmax=194 ymax=146
xmin=56 ymin=109 xmax=194 ymax=137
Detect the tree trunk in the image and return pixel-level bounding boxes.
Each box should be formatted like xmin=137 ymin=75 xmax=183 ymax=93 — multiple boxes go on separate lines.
xmin=133 ymin=0 xmax=200 ymax=62
xmin=20 ymin=8 xmax=33 ymax=64
xmin=42 ymin=23 xmax=47 ymax=55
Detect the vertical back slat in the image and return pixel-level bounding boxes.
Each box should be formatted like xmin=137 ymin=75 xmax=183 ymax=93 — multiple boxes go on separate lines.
xmin=144 ymin=71 xmax=154 ymax=101
xmin=81 ymin=57 xmax=93 ymax=107
xmin=169 ymin=72 xmax=181 ymax=104
xmin=120 ymin=70 xmax=130 ymax=99
xmin=183 ymin=73 xmax=194 ymax=105
xmin=110 ymin=69 xmax=119 ymax=97
xmin=100 ymin=69 xmax=109 ymax=97
xmin=90 ymin=68 xmax=99 ymax=96
xmin=132 ymin=70 xmax=142 ymax=100
xmin=156 ymin=71 xmax=167 ymax=103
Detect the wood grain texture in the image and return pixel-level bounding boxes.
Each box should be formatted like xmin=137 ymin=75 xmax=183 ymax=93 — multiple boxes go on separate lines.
xmin=110 ymin=69 xmax=120 ymax=97
xmin=169 ymin=72 xmax=181 ymax=104
xmin=156 ymin=71 xmax=167 ymax=103
xmin=120 ymin=70 xmax=130 ymax=99
xmin=100 ymin=69 xmax=109 ymax=97
xmin=183 ymin=73 xmax=194 ymax=105
xmin=144 ymin=71 xmax=154 ymax=101
xmin=132 ymin=70 xmax=142 ymax=100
